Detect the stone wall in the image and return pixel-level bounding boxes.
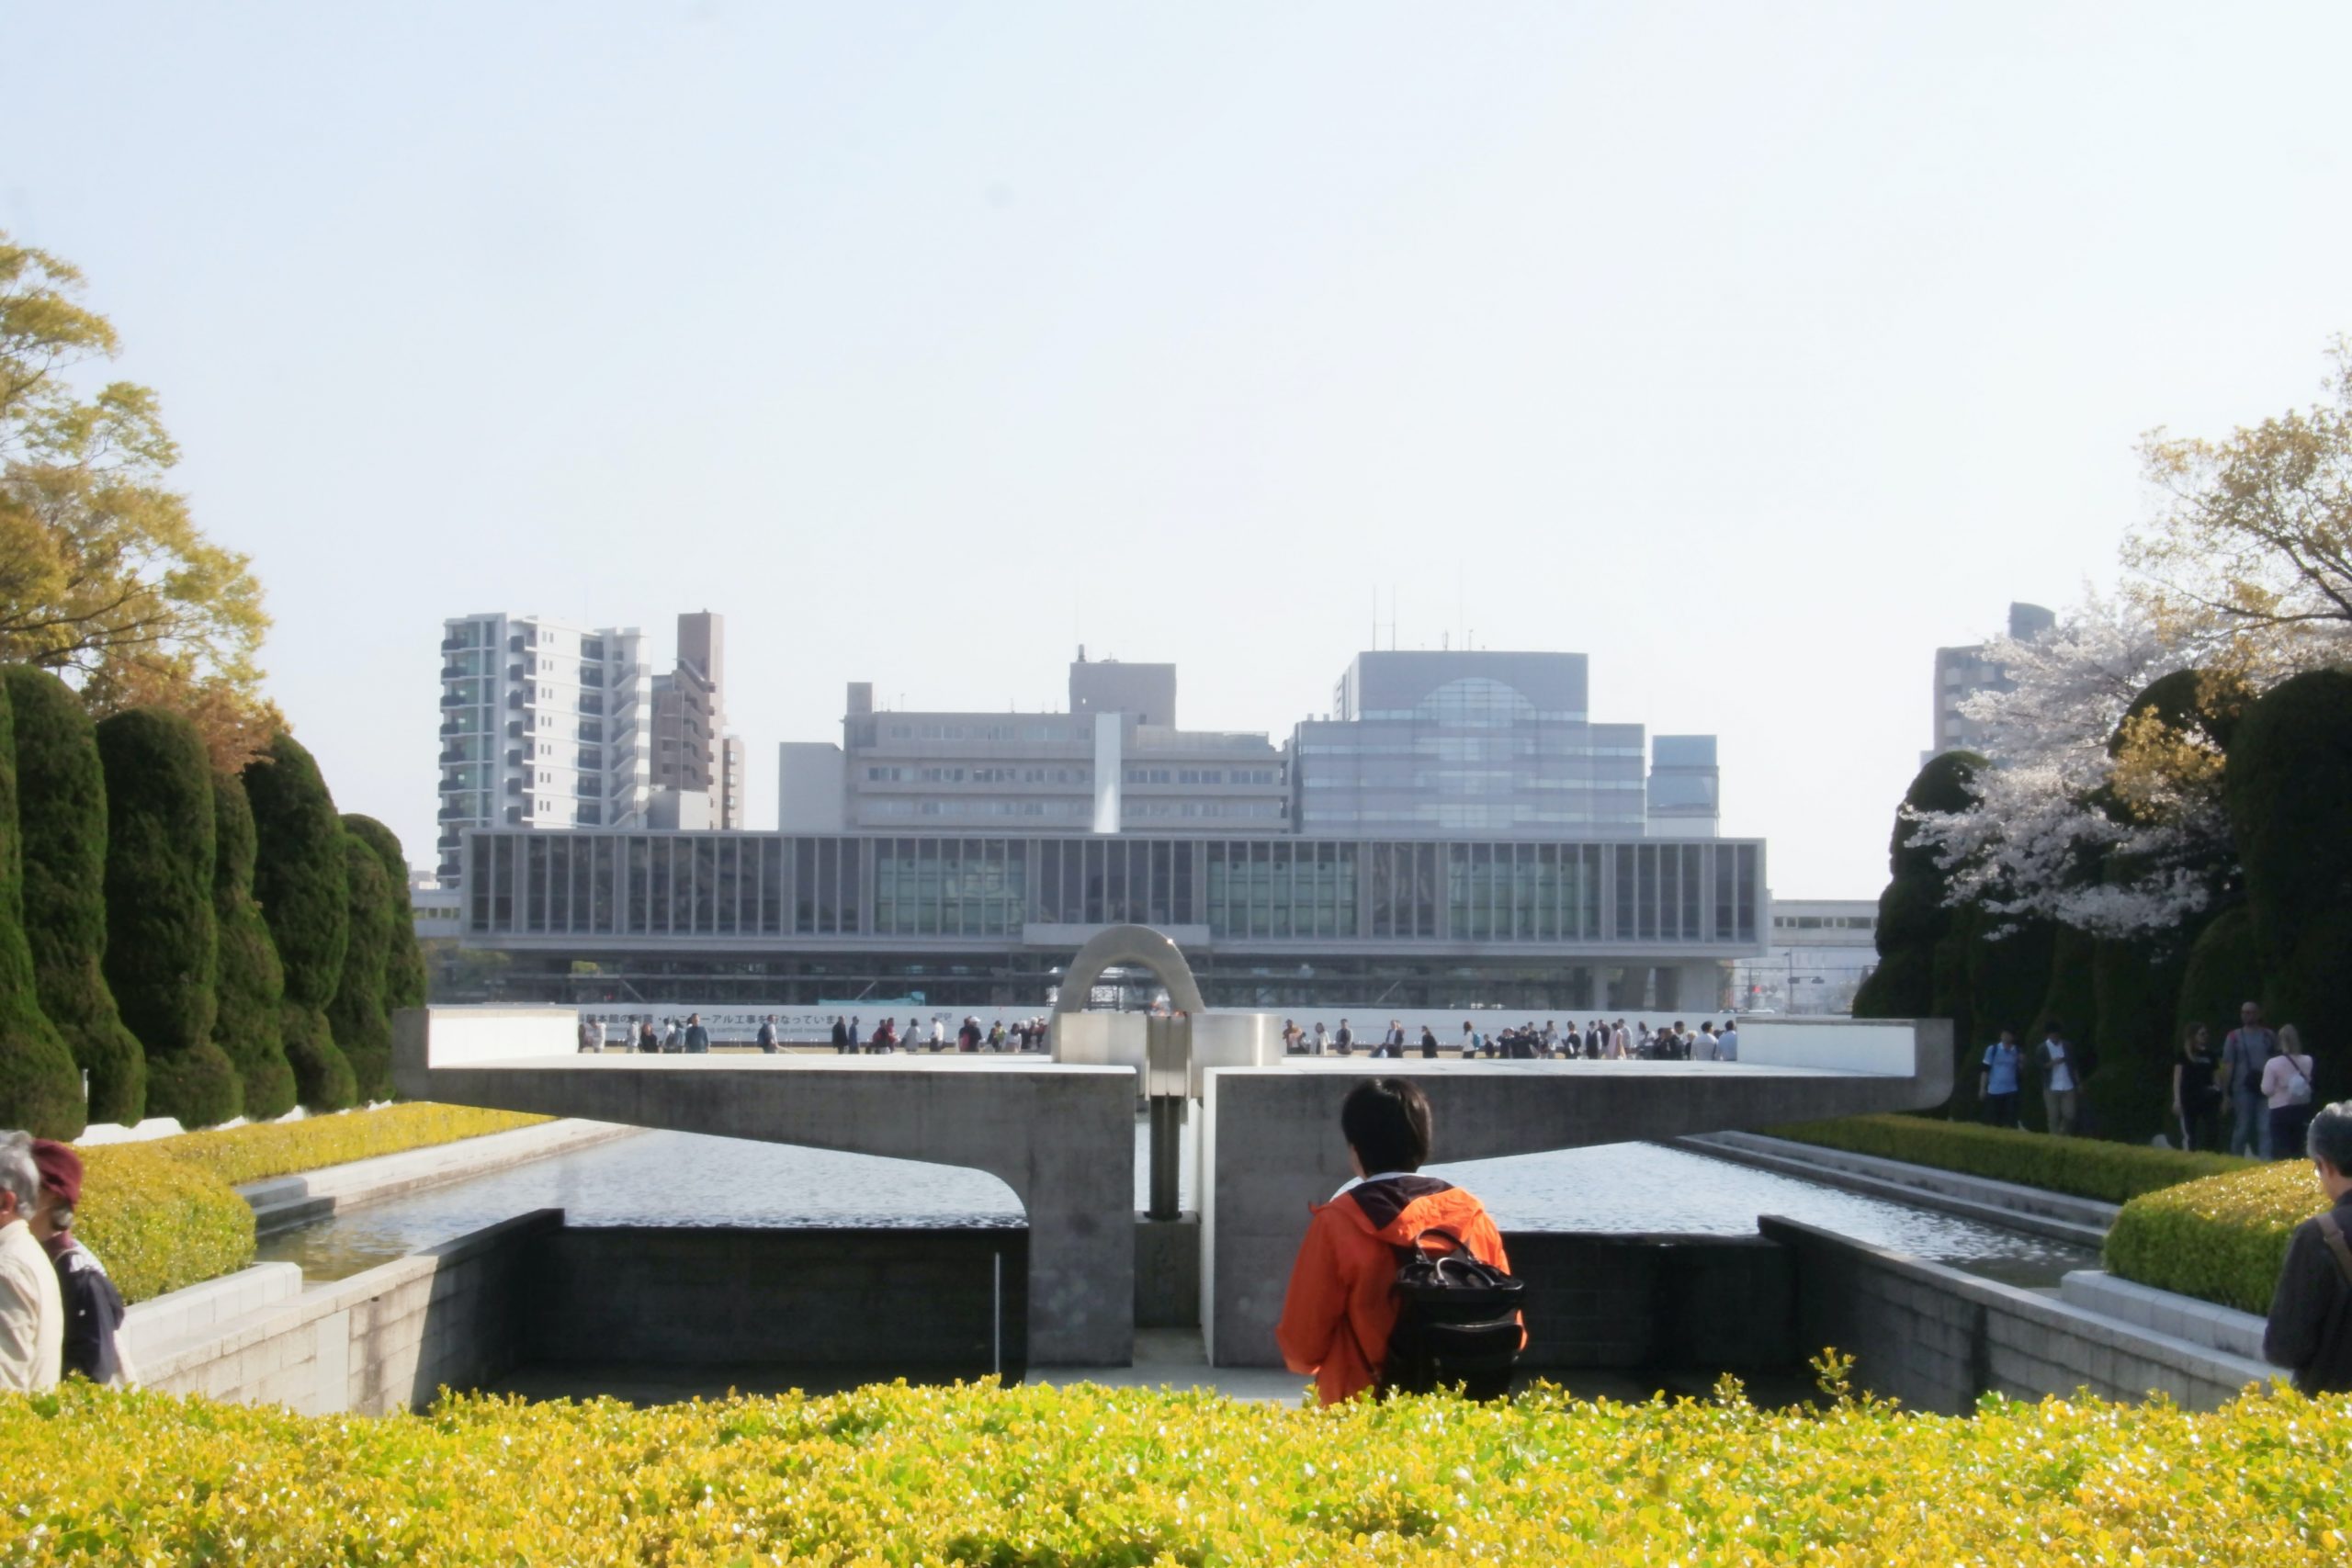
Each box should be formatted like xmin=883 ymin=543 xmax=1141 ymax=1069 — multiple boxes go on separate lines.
xmin=523 ymin=1226 xmax=1028 ymax=1381
xmin=1762 ymin=1217 xmax=2278 ymax=1414
xmin=136 ymin=1211 xmax=551 ymax=1415
xmin=1506 ymin=1232 xmax=1793 ymax=1371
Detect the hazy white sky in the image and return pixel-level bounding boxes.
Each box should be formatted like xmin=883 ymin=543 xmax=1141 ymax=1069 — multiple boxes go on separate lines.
xmin=7 ymin=3 xmax=2350 ymax=896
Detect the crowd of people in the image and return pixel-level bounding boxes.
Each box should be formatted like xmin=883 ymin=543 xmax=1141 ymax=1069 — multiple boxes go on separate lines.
xmin=1279 ymin=1018 xmax=1741 ymax=1061
xmin=826 ymin=1015 xmax=1053 ymax=1055
xmin=0 ymin=1133 xmax=128 ymax=1393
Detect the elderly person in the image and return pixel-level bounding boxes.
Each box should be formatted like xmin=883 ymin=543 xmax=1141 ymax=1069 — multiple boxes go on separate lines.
xmin=2264 ymin=1100 xmax=2352 ymax=1394
xmin=0 ymin=1131 xmax=62 ymax=1392
xmin=29 ymin=1142 xmax=127 ymax=1385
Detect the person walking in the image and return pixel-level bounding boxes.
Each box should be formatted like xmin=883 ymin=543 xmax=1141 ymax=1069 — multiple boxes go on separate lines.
xmin=931 ymin=1017 xmax=947 ymax=1053
xmin=1333 ymin=1021 xmax=1354 ymax=1057
xmin=2223 ymin=1002 xmax=2280 ymax=1157
xmin=636 ymin=1019 xmax=659 ymax=1054
xmin=577 ymin=1015 xmax=602 ymax=1054
xmin=1384 ymin=1021 xmax=1407 ymax=1058
xmin=2172 ymin=1023 xmax=2223 ymax=1152
xmin=831 ymin=1015 xmax=852 ymax=1055
xmin=755 ymin=1015 xmax=778 ymax=1054
xmin=2263 ymin=1100 xmax=2352 ymax=1394
xmin=1311 ymin=1022 xmax=1330 ymax=1056
xmin=0 ymin=1133 xmax=62 ymax=1393
xmin=1979 ymin=1029 xmax=2025 ymax=1129
xmin=1715 ymin=1018 xmax=1739 ymax=1062
xmin=2263 ymin=1025 xmax=2321 ymax=1161
xmin=2035 ymin=1023 xmax=2081 ymax=1136
xmin=1419 ymin=1026 xmax=1439 ymax=1059
xmin=682 ymin=1013 xmax=710 ymax=1055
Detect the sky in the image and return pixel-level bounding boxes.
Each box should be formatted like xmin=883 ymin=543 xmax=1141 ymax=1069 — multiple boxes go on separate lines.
xmin=6 ymin=3 xmax=2351 ymax=897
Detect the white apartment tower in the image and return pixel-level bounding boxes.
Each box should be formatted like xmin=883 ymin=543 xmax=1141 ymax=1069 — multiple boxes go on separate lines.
xmin=435 ymin=613 xmax=653 ymax=879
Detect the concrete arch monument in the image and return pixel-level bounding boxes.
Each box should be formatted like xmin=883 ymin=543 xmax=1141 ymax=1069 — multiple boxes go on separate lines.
xmin=1050 ymin=924 xmax=1207 ymax=1018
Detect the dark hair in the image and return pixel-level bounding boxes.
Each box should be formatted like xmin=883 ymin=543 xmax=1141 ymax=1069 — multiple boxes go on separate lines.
xmin=1341 ymin=1078 xmax=1432 ymax=1173
xmin=2309 ymin=1100 xmax=2352 ymax=1172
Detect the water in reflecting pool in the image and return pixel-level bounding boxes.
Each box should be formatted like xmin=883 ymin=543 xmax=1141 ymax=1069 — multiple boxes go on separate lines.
xmin=258 ymin=1122 xmax=2093 ymax=1288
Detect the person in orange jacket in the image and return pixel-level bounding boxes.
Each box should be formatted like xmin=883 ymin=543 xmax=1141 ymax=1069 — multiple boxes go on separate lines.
xmin=1276 ymin=1077 xmax=1519 ymax=1404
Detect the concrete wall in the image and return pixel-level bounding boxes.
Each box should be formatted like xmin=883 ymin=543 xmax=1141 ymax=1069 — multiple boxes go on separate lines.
xmin=395 ymin=1007 xmax=1136 ymax=1365
xmin=135 ymin=1212 xmax=551 ymax=1415
xmin=1506 ymin=1233 xmax=1793 ymax=1371
xmin=1763 ymin=1217 xmax=2278 ymax=1414
xmin=526 ymin=1227 xmax=1027 ymax=1381
xmin=1200 ymin=1017 xmax=1953 ymax=1366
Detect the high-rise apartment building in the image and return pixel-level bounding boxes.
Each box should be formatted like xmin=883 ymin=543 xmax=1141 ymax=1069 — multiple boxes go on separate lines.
xmin=435 ymin=614 xmax=653 ymax=879
xmin=650 ymin=611 xmax=743 ymax=829
xmin=1931 ymin=602 xmax=2056 ymax=757
xmin=1291 ymin=651 xmax=1715 ymax=839
xmin=779 ymin=654 xmax=1288 ymax=833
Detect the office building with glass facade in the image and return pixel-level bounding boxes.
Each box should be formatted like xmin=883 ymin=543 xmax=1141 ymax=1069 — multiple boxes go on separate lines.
xmin=458 ymin=827 xmax=1761 ymax=1012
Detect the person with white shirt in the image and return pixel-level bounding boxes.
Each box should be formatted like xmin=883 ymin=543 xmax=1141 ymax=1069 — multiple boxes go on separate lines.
xmin=2036 ymin=1025 xmax=2081 ymax=1136
xmin=1716 ymin=1020 xmax=1739 ymax=1062
xmin=0 ymin=1131 xmax=62 ymax=1393
xmin=2262 ymin=1024 xmax=2321 ymax=1158
xmin=1311 ymin=1021 xmax=1329 ymax=1056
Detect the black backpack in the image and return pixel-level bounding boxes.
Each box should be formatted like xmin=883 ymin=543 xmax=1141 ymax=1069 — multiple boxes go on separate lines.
xmin=1376 ymin=1227 xmax=1525 ymax=1400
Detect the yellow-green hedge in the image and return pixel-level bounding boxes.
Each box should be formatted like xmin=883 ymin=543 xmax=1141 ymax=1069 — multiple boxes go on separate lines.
xmin=2105 ymin=1160 xmax=2330 ymax=1314
xmin=1772 ymin=1113 xmax=2251 ymax=1203
xmin=147 ymin=1102 xmax=548 ymax=1186
xmin=72 ymin=1145 xmax=254 ymax=1305
xmin=2 ymin=1380 xmax=2348 ymax=1563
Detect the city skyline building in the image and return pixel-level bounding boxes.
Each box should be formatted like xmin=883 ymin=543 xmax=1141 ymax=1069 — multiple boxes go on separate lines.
xmin=1290 ymin=651 xmax=1718 ymax=840
xmin=650 ymin=611 xmax=744 ymax=829
xmin=435 ymin=612 xmax=654 ymax=881
xmin=1931 ymin=602 xmax=2056 ymax=758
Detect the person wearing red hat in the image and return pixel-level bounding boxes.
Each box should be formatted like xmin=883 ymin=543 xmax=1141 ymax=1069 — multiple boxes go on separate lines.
xmin=29 ymin=1141 xmax=129 ymax=1386
xmin=0 ymin=1131 xmax=62 ymax=1393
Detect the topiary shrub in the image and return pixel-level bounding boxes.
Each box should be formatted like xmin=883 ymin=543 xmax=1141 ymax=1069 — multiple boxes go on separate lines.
xmin=2177 ymin=906 xmax=2264 ymax=1052
xmin=2225 ymin=668 xmax=2352 ymax=1078
xmin=326 ymin=835 xmax=394 ymax=1103
xmin=2104 ymin=1158 xmax=2328 ymax=1314
xmin=95 ymin=709 xmax=240 ymax=1128
xmin=242 ymin=734 xmax=353 ymax=1111
xmin=154 ymin=1101 xmax=547 ymax=1186
xmin=1853 ymin=752 xmax=1982 ymax=1038
xmin=0 ymin=676 xmax=85 ymax=1138
xmin=2087 ymin=928 xmax=2196 ymax=1144
xmin=210 ymin=771 xmax=297 ymax=1121
xmin=72 ymin=1142 xmax=255 ymax=1304
xmin=344 ymin=815 xmax=426 ymax=1017
xmin=1773 ymin=1113 xmax=2248 ymax=1204
xmin=2 ymin=666 xmax=144 ymax=1124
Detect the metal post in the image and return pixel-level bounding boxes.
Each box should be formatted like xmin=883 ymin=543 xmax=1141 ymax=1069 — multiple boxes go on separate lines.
xmin=1145 ymin=1014 xmax=1187 ymax=1221
xmin=1148 ymin=1096 xmax=1182 ymax=1221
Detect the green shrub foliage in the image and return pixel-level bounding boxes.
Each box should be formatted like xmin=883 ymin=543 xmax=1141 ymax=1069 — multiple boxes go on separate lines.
xmin=243 ymin=733 xmax=353 ymax=1111
xmin=210 ymin=771 xmax=297 ymax=1120
xmin=2176 ymin=906 xmax=2264 ymax=1052
xmin=2087 ymin=928 xmax=2196 ymax=1144
xmin=2105 ymin=1158 xmax=2325 ymax=1314
xmin=344 ymin=814 xmax=425 ymax=1016
xmin=2225 ymin=669 xmax=2352 ymax=1073
xmin=1775 ymin=1113 xmax=2248 ymax=1203
xmin=74 ymin=1143 xmax=255 ymax=1304
xmin=1 ymin=666 xmax=144 ymax=1124
xmin=95 ymin=709 xmax=240 ymax=1128
xmin=325 ymin=835 xmax=394 ymax=1102
xmin=1853 ymin=751 xmax=1983 ymax=1032
xmin=0 ymin=677 xmax=85 ymax=1138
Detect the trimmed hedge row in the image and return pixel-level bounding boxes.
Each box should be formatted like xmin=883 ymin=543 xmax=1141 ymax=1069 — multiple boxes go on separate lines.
xmin=2105 ymin=1160 xmax=2330 ymax=1314
xmin=148 ymin=1102 xmax=548 ymax=1188
xmin=1770 ymin=1113 xmax=2251 ymax=1203
xmin=73 ymin=1144 xmax=254 ymax=1305
xmin=3 ymin=1380 xmax=2347 ymax=1564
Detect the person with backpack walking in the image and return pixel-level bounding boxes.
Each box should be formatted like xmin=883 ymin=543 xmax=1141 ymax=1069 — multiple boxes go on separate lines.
xmin=2263 ymin=1100 xmax=2352 ymax=1394
xmin=2262 ymin=1024 xmax=2320 ymax=1160
xmin=1275 ymin=1078 xmax=1522 ymax=1404
xmin=2223 ymin=1001 xmax=2279 ymax=1157
xmin=755 ymin=1016 xmax=778 ymax=1055
xmin=1978 ymin=1029 xmax=2025 ymax=1130
xmin=2035 ymin=1023 xmax=2081 ymax=1136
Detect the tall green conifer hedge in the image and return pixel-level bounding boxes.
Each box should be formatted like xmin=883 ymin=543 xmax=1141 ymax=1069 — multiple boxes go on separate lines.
xmin=2 ymin=666 xmax=144 ymax=1124
xmin=326 ymin=835 xmax=394 ymax=1103
xmin=211 ymin=771 xmax=297 ymax=1120
xmin=96 ymin=709 xmax=241 ymax=1128
xmin=0 ymin=677 xmax=85 ymax=1138
xmin=243 ymin=734 xmax=354 ymax=1111
xmin=344 ymin=815 xmax=426 ymax=1015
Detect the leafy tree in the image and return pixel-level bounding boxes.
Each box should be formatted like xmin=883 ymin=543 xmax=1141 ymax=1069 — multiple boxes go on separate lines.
xmin=2130 ymin=337 xmax=2352 ymax=649
xmin=95 ymin=708 xmax=239 ymax=1126
xmin=0 ymin=236 xmax=277 ymax=770
xmin=345 ymin=815 xmax=426 ymax=1016
xmin=326 ymin=835 xmax=394 ymax=1103
xmin=0 ymin=674 xmax=85 ymax=1136
xmin=242 ymin=733 xmax=353 ymax=1111
xmin=2 ymin=664 xmax=142 ymax=1122
xmin=211 ymin=770 xmax=296 ymax=1119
